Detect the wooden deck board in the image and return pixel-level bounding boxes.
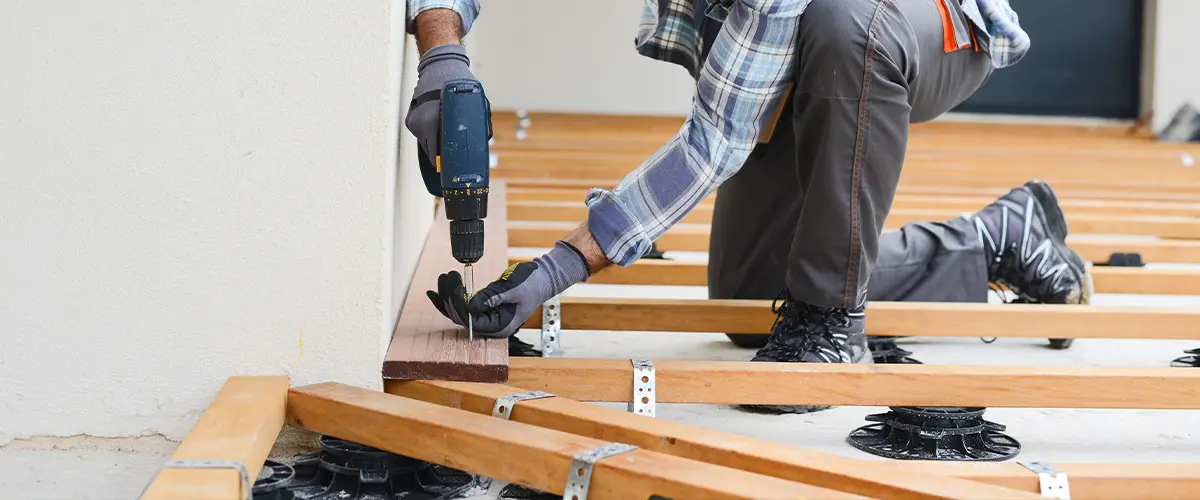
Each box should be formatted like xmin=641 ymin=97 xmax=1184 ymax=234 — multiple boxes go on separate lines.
xmin=381 ymin=183 xmax=509 ymax=382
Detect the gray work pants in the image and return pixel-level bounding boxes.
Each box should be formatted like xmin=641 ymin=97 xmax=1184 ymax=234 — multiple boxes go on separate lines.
xmin=708 ymin=0 xmax=994 ymax=308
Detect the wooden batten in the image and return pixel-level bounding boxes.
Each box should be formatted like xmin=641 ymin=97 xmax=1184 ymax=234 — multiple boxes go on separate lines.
xmin=509 ymin=221 xmax=1200 ymax=263
xmin=382 ymin=183 xmax=509 ymax=382
xmin=894 ymin=462 xmax=1200 ymax=500
xmin=520 ymin=297 xmax=1200 ymax=341
xmin=505 ymin=358 xmax=1200 ymax=409
xmin=286 ymin=383 xmax=859 ymax=499
xmin=548 ymin=257 xmax=1200 ymax=295
xmin=141 ymin=376 xmax=289 ymax=500
xmin=385 ymin=380 xmax=1039 ymax=500
xmin=508 ymin=187 xmax=1200 ymax=218
xmin=503 ymin=177 xmax=1200 ymax=203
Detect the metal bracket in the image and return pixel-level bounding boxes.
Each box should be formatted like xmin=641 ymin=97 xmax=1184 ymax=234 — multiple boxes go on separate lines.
xmin=139 ymin=459 xmax=252 ymax=499
xmin=1019 ymin=461 xmax=1071 ymax=500
xmin=627 ymin=358 xmax=656 ymax=417
xmin=541 ymin=296 xmax=562 ymax=357
xmin=492 ymin=390 xmax=556 ymax=419
xmin=563 ymin=443 xmax=639 ymax=500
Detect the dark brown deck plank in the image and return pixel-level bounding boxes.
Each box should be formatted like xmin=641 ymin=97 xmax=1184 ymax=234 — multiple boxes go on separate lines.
xmin=382 ymin=182 xmax=508 ymax=382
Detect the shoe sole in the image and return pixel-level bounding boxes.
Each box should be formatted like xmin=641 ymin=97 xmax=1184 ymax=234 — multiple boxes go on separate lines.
xmin=1023 ymin=179 xmax=1094 ymax=306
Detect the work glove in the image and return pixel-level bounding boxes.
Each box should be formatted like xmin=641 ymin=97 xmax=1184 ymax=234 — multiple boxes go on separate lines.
xmin=427 ymin=241 xmax=591 ymax=338
xmin=404 ymin=43 xmax=476 ymax=192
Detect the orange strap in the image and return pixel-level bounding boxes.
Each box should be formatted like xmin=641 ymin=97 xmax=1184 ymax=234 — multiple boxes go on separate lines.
xmin=934 ymin=0 xmax=974 ymax=53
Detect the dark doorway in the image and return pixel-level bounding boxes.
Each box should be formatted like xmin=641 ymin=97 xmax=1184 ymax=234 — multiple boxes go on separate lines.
xmin=953 ymin=0 xmax=1144 ymax=119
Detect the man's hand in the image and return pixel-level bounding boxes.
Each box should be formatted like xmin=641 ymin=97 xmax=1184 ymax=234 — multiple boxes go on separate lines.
xmin=405 ymin=43 xmax=476 ymax=168
xmin=427 ymin=241 xmax=591 ymax=338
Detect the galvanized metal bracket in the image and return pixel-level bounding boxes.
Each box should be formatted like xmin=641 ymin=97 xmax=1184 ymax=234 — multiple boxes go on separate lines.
xmin=541 ymin=296 xmax=562 ymax=357
xmin=563 ymin=443 xmax=639 ymax=500
xmin=1019 ymin=461 xmax=1071 ymax=500
xmin=627 ymin=358 xmax=656 ymax=417
xmin=139 ymin=459 xmax=252 ymax=499
xmin=492 ymin=390 xmax=556 ymax=419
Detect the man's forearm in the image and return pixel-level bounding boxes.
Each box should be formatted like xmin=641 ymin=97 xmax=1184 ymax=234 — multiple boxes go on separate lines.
xmin=414 ymin=8 xmax=464 ymax=55
xmin=565 ymin=223 xmax=614 ymax=275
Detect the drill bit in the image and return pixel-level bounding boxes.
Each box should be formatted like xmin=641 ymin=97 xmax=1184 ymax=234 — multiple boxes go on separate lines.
xmin=464 ymin=263 xmax=475 ymax=342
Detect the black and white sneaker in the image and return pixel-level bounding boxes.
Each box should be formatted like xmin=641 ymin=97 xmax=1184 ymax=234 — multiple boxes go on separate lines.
xmin=973 ymin=180 xmax=1093 ymax=305
xmin=743 ymin=290 xmax=871 ymax=414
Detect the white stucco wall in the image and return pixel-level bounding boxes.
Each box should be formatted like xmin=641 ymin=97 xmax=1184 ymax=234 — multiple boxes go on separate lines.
xmin=0 ymin=1 xmax=407 ymax=445
xmin=1150 ymin=0 xmax=1200 ymax=132
xmin=469 ymin=0 xmax=694 ymax=116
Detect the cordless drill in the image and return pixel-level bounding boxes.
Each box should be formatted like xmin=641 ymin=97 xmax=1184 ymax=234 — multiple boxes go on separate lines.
xmin=416 ymin=79 xmax=492 ymax=341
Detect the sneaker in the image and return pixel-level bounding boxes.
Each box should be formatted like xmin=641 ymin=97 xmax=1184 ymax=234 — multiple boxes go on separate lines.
xmin=742 ymin=290 xmax=871 ymax=414
xmin=973 ymin=179 xmax=1093 ymax=305
xmin=508 ymin=336 xmax=542 ymax=357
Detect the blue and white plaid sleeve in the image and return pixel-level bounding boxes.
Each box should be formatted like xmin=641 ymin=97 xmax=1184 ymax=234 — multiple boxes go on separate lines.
xmin=975 ymin=0 xmax=1029 ymax=67
xmin=406 ymin=0 xmax=480 ymax=35
xmin=584 ymin=0 xmax=806 ymax=266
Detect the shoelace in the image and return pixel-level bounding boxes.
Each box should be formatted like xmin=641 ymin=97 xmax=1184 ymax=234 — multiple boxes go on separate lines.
xmin=765 ymin=291 xmax=852 ymax=360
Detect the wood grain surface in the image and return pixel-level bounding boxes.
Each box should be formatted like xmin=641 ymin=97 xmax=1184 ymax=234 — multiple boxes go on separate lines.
xmin=386 ymin=380 xmax=1040 ymax=500
xmin=287 ymin=382 xmax=859 ymax=499
xmin=506 ymin=358 xmax=1200 ymax=408
xmin=382 ymin=183 xmax=509 ymax=382
xmin=142 ymin=376 xmax=288 ymax=500
xmin=520 ymin=296 xmax=1200 ymax=340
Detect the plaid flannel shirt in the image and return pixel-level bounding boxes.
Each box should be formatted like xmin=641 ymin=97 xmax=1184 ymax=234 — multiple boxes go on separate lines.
xmin=587 ymin=0 xmax=1028 ymax=266
xmin=406 ymin=0 xmax=1028 ymax=267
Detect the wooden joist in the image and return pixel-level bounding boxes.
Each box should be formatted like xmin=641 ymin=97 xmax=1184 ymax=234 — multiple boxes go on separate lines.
xmin=506 ymin=358 xmax=1200 ymax=409
xmin=389 ymin=380 xmax=1200 ymax=500
xmin=509 ymin=201 xmax=1200 ymax=239
xmin=509 ymin=187 xmax=1200 ymax=218
xmin=142 ymin=376 xmax=289 ymax=500
xmin=503 ymin=177 xmax=1200 ymax=204
xmin=510 ymin=221 xmax=1200 ymax=263
xmin=490 ymin=112 xmax=1195 ymax=160
xmin=385 ymin=380 xmax=1039 ymax=500
xmin=520 ymin=297 xmax=1200 ymax=340
xmin=382 ymin=183 xmax=509 ymax=382
xmin=491 ymin=148 xmax=1200 ymax=192
xmin=286 ymin=382 xmax=859 ymax=499
xmin=895 ymin=462 xmax=1200 ymax=500
xmin=547 ymin=257 xmax=1200 ymax=295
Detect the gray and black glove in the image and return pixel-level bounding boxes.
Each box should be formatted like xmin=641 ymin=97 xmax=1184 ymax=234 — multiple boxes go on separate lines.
xmin=404 ymin=44 xmax=476 ymax=171
xmin=427 ymin=241 xmax=591 ymax=338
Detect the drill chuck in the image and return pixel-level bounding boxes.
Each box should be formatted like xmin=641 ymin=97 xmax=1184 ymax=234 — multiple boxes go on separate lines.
xmin=449 ymin=219 xmax=485 ymax=264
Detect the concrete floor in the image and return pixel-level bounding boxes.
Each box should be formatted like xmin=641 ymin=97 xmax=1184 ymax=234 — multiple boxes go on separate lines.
xmin=5 ymin=252 xmax=1199 ymax=499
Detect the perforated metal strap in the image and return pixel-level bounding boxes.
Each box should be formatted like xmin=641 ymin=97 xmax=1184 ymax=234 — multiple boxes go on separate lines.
xmin=492 ymin=390 xmax=556 ymax=419
xmin=563 ymin=443 xmax=639 ymax=500
xmin=627 ymin=358 xmax=655 ymax=417
xmin=1019 ymin=461 xmax=1071 ymax=499
xmin=140 ymin=460 xmax=252 ymax=499
xmin=541 ymin=297 xmax=562 ymax=357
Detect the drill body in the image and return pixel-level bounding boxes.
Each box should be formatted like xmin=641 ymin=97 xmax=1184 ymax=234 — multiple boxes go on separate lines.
xmin=417 ymin=79 xmax=492 ymax=265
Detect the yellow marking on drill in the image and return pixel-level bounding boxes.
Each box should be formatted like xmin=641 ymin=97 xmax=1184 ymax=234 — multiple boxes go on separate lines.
xmin=435 ymin=155 xmax=441 ymax=173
